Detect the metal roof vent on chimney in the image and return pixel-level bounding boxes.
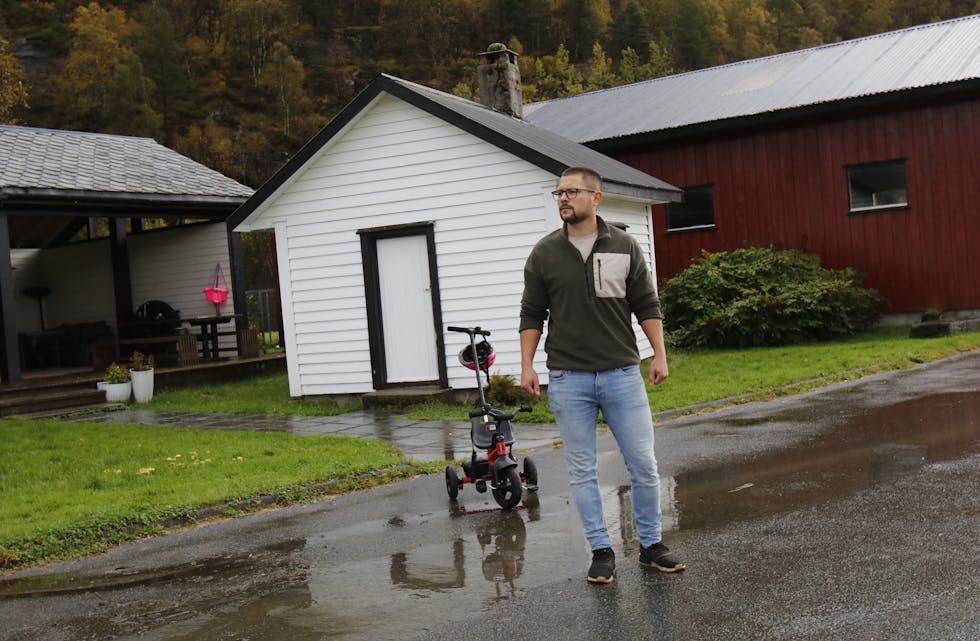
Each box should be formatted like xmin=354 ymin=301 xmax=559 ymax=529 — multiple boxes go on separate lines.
xmin=477 ymin=43 xmax=523 ymax=119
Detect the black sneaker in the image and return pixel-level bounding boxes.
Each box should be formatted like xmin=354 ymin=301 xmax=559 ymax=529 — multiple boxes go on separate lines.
xmin=587 ymin=547 xmax=615 ymax=584
xmin=639 ymin=542 xmax=686 ymax=573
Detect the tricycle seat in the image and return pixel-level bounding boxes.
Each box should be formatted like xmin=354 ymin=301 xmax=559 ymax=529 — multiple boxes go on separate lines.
xmin=470 ymin=416 xmax=515 ymax=449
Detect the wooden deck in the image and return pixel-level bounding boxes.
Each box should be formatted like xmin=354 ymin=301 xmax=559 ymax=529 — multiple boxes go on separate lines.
xmin=1 ymin=353 xmax=286 ymax=417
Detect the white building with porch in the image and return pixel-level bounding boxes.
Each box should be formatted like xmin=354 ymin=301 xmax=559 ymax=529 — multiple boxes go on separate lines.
xmin=229 ymin=58 xmax=680 ymax=398
xmin=0 ymin=125 xmax=254 ymax=383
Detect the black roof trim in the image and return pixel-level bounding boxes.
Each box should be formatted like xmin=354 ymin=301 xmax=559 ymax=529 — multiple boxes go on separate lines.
xmin=0 ymin=188 xmax=246 ymax=219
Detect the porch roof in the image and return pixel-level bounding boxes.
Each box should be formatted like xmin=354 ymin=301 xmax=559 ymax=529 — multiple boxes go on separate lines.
xmin=0 ymin=126 xmax=252 ymax=247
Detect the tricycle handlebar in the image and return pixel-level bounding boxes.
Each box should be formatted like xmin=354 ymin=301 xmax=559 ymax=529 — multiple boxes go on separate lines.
xmin=448 ymin=325 xmax=491 ymax=337
xmin=469 ymin=405 xmax=532 ymax=420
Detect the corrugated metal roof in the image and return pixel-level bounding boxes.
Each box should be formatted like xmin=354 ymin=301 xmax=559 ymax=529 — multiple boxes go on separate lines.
xmin=0 ymin=125 xmax=253 ymax=199
xmin=383 ymin=75 xmax=681 ymax=201
xmin=523 ymin=14 xmax=980 ymax=143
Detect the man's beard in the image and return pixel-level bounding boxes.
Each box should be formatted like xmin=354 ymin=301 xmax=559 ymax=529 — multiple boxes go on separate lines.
xmin=560 ymin=207 xmax=582 ymax=224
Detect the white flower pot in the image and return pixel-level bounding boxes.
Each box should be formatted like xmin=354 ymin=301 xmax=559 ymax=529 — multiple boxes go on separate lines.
xmin=103 ymin=381 xmax=132 ymax=403
xmin=130 ymin=368 xmax=154 ymax=403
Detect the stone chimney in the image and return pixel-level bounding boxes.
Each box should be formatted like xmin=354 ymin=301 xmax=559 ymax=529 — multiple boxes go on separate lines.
xmin=477 ymin=43 xmax=523 ymax=118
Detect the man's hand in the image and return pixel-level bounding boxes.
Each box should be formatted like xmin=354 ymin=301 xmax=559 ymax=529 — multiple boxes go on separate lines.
xmin=522 ymin=366 xmax=541 ymax=397
xmin=648 ymin=353 xmax=669 ymax=386
xmin=520 ymin=329 xmax=542 ymax=396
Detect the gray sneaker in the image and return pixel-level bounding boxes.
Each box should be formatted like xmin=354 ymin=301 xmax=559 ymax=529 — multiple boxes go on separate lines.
xmin=639 ymin=542 xmax=686 ymax=572
xmin=587 ymin=547 xmax=615 ymax=583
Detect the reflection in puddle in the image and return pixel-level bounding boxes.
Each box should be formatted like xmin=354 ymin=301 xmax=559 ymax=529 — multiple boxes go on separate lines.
xmin=390 ymin=509 xmax=528 ymax=601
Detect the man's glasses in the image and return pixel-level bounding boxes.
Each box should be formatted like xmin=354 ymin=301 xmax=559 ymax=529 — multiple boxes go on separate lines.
xmin=551 ymin=188 xmax=597 ymax=201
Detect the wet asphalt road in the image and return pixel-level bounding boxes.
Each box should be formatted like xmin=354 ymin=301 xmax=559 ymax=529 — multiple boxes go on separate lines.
xmin=1 ymin=354 xmax=979 ymax=641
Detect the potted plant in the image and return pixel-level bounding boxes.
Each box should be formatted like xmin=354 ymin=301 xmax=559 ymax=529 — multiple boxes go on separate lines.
xmin=129 ymin=351 xmax=155 ymax=403
xmin=101 ymin=362 xmax=132 ymax=403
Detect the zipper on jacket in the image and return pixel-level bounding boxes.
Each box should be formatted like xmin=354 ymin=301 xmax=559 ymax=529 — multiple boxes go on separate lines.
xmin=597 ymin=258 xmax=603 ymax=293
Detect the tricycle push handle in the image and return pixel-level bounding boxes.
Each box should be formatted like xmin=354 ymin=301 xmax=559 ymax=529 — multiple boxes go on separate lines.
xmin=448 ymin=326 xmax=491 ymax=337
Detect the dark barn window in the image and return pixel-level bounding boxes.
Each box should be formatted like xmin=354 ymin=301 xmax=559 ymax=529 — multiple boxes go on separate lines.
xmin=667 ymin=184 xmax=715 ymax=231
xmin=847 ymin=159 xmax=908 ymax=212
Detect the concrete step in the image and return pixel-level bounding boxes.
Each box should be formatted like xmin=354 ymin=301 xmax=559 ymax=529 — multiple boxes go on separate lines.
xmin=361 ymin=385 xmax=455 ymax=409
xmin=0 ymin=386 xmax=107 ymax=417
xmin=11 ymin=402 xmax=125 ymax=420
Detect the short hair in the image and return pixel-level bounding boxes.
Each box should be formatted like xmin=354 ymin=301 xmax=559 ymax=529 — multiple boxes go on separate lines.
xmin=561 ymin=166 xmax=603 ymax=191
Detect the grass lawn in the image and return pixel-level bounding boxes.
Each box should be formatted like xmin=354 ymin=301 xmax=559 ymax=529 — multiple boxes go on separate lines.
xmin=146 ymin=373 xmax=361 ymax=415
xmin=0 ymin=421 xmax=432 ymax=570
xmin=2 ymin=325 xmax=978 ymax=571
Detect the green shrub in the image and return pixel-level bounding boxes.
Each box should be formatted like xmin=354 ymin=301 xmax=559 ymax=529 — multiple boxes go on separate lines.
xmin=660 ymin=247 xmax=885 ymax=348
xmin=485 ymin=372 xmax=531 ymax=406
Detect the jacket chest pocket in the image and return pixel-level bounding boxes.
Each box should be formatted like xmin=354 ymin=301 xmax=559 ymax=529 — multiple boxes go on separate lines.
xmin=593 ymin=252 xmax=629 ymax=298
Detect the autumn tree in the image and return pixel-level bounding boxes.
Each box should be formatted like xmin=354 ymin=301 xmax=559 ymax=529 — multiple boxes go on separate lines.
xmin=0 ymin=35 xmax=29 ymax=123
xmin=222 ymin=0 xmax=291 ymax=86
xmin=257 ymin=40 xmax=318 ymax=138
xmin=54 ymin=2 xmax=160 ymax=135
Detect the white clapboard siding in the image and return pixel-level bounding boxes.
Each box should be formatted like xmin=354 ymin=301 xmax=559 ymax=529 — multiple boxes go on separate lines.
xmin=36 ymin=241 xmax=115 ymax=329
xmin=11 ymin=248 xmax=46 ymax=331
xmin=240 ymin=92 xmax=661 ymax=396
xmin=129 ymin=223 xmax=237 ymax=352
xmin=244 ymin=94 xmax=557 ymax=395
xmin=14 ymin=224 xmax=237 ymax=355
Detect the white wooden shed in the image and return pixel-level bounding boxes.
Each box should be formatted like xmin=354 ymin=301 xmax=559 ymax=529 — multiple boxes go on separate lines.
xmin=229 ymin=74 xmax=680 ymax=397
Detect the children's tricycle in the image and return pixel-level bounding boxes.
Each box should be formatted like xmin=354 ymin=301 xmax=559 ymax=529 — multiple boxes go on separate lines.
xmin=444 ymin=326 xmax=539 ymax=510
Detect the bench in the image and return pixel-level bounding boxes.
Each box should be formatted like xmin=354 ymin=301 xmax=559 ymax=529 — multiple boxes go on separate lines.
xmin=96 ymin=334 xmax=201 ymax=367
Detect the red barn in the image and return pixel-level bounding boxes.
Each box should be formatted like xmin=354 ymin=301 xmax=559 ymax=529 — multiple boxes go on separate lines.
xmin=525 ymin=15 xmax=980 ymax=314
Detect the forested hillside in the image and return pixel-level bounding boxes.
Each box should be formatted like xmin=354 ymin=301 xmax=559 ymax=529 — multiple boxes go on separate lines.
xmin=1 ymin=0 xmax=977 ymax=188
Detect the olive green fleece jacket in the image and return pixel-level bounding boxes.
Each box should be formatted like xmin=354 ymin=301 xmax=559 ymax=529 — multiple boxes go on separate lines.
xmin=520 ymin=216 xmax=662 ymax=372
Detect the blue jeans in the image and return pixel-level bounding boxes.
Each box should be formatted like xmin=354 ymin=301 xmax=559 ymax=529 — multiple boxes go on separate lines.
xmin=547 ymin=365 xmax=662 ymax=550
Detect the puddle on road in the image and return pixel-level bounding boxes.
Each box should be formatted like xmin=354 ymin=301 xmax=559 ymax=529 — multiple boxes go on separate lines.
xmin=668 ymin=390 xmax=980 ymax=531
xmin=3 ymin=391 xmax=978 ymax=641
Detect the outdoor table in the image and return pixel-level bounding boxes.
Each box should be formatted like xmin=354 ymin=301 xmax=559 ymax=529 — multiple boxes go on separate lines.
xmin=186 ymin=314 xmax=241 ymax=361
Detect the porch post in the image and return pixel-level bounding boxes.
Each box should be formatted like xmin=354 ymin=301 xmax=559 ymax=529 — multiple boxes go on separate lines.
xmin=227 ymin=228 xmax=246 ymax=335
xmin=109 ymin=217 xmax=133 ymax=328
xmin=0 ymin=210 xmax=21 ymax=382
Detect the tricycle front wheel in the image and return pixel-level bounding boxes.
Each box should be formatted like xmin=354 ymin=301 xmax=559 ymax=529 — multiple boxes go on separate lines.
xmin=492 ymin=466 xmax=522 ymax=509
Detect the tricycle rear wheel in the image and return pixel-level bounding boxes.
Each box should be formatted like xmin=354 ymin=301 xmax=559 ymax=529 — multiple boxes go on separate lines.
xmin=445 ymin=465 xmax=460 ymax=500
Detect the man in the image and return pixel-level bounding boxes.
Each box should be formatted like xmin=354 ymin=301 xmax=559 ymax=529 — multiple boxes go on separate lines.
xmin=520 ymin=166 xmax=685 ymax=584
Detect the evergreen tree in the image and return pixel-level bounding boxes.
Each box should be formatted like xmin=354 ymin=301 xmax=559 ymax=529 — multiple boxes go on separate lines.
xmin=645 ymin=39 xmax=675 ymax=76
xmin=560 ymin=0 xmax=604 ymax=61
xmin=137 ymin=0 xmax=194 ymax=145
xmin=536 ymin=43 xmax=585 ymax=98
xmin=671 ymin=0 xmax=718 ymax=69
xmin=586 ymin=41 xmax=618 ymax=89
xmin=608 ymin=0 xmax=652 ymax=60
